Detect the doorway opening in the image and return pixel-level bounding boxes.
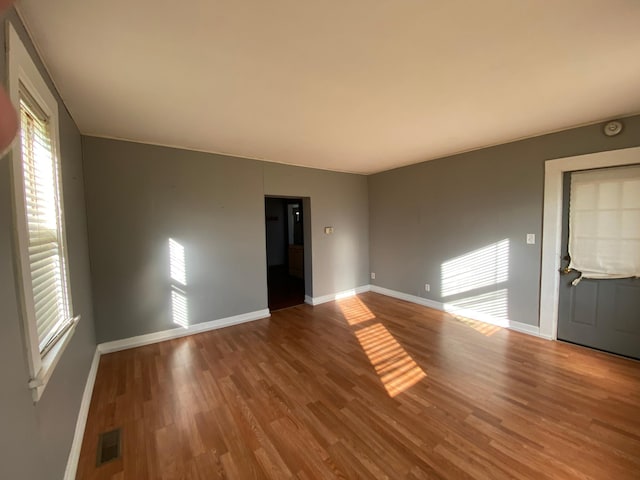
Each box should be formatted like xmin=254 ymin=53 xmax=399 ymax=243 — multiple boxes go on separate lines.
xmin=265 ymin=197 xmax=308 ymax=310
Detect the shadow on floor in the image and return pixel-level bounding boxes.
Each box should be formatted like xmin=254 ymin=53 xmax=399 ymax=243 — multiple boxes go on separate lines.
xmin=268 ymin=265 xmax=305 ymax=311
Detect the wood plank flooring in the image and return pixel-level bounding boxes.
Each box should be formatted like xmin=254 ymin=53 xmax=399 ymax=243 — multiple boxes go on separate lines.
xmin=76 ymin=292 xmax=640 ymax=479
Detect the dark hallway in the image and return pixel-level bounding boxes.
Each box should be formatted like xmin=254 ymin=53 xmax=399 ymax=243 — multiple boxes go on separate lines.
xmin=265 ymin=197 xmax=305 ymax=310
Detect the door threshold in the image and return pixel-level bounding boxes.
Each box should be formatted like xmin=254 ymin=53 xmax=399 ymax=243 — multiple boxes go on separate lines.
xmin=557 ymin=339 xmax=640 ymax=363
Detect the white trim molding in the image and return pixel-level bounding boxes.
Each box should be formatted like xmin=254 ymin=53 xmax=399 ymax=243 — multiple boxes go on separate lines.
xmin=97 ymin=309 xmax=271 ymax=354
xmin=370 ymin=285 xmax=543 ymax=338
xmin=304 ymin=285 xmax=371 ymax=306
xmin=63 ymin=347 xmax=100 ymax=480
xmin=539 ymin=146 xmax=640 ymax=339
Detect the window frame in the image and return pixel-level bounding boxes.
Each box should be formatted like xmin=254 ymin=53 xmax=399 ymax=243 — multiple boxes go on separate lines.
xmin=7 ymin=22 xmax=79 ymax=402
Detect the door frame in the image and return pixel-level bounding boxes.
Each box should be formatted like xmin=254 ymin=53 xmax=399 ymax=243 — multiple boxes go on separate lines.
xmin=539 ymin=146 xmax=640 ymax=339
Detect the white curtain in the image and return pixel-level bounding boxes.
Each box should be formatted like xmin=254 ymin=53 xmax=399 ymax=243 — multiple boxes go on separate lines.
xmin=568 ymin=165 xmax=640 ymax=279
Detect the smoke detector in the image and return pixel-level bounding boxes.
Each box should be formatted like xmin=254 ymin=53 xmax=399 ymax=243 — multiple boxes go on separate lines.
xmin=603 ymin=120 xmax=623 ymax=137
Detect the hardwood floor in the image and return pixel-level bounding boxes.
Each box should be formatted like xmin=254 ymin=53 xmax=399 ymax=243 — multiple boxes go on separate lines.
xmin=76 ymin=292 xmax=640 ymax=479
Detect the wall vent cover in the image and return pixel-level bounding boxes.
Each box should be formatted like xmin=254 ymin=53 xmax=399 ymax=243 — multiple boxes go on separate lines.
xmin=96 ymin=428 xmax=121 ymax=466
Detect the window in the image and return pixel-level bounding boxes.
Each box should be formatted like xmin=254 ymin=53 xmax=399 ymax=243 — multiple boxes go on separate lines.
xmin=569 ymin=165 xmax=640 ymax=280
xmin=7 ymin=24 xmax=79 ymax=401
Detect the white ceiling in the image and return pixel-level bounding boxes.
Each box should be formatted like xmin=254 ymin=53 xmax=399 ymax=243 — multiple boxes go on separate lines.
xmin=17 ymin=0 xmax=640 ymax=174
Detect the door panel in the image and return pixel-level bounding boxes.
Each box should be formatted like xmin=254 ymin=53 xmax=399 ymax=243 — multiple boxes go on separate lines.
xmin=612 ymin=286 xmax=640 ymax=334
xmin=571 ymin=281 xmax=598 ymax=326
xmin=557 ymin=170 xmax=640 ymax=360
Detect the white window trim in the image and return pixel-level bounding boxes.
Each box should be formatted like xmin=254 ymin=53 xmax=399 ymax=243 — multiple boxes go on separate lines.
xmin=6 ymin=22 xmax=80 ymax=402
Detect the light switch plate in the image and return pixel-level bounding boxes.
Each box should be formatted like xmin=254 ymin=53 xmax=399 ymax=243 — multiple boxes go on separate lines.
xmin=526 ymin=233 xmax=535 ymax=244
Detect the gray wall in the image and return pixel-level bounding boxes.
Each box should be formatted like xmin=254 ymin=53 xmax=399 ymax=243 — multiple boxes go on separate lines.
xmin=82 ymin=137 xmax=370 ymax=343
xmin=369 ymin=115 xmax=640 ymax=327
xmin=82 ymin=138 xmax=268 ymax=342
xmin=0 ymin=11 xmax=97 ymax=480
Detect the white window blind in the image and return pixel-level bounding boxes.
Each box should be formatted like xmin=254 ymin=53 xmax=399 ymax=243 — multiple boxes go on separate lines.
xmin=568 ymin=165 xmax=640 ymax=279
xmin=19 ymin=94 xmax=73 ymax=355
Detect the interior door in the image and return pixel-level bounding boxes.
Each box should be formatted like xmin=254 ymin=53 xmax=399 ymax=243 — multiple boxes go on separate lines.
xmin=557 ymin=169 xmax=640 ymax=359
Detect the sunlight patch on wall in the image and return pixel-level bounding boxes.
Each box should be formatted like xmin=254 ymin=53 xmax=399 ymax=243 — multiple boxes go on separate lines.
xmin=355 ymin=323 xmax=426 ymax=397
xmin=169 ymin=238 xmax=187 ymax=286
xmin=451 ymin=315 xmax=502 ymax=336
xmin=338 ymin=296 xmax=375 ymax=325
xmin=169 ymin=238 xmax=189 ymax=327
xmin=171 ymin=287 xmax=189 ymax=328
xmin=441 ymin=239 xmax=509 ymax=297
xmin=445 ymin=288 xmax=509 ymax=322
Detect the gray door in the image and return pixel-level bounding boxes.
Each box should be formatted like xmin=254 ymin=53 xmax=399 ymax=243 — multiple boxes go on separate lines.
xmin=557 ymin=170 xmax=640 ymax=360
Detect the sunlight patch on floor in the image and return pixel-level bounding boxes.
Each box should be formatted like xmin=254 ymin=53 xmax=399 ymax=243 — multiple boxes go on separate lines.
xmin=355 ymin=322 xmax=426 ymax=397
xmin=337 ymin=296 xmax=376 ymax=325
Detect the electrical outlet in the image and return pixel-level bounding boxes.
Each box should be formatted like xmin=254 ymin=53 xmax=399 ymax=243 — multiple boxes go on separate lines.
xmin=425 ymin=283 xmax=430 ymax=292
xmin=526 ymin=233 xmax=535 ymax=244
xmin=371 ymin=272 xmax=376 ymax=280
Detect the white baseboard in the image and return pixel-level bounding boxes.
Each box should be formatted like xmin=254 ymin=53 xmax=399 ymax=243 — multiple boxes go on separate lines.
xmin=64 ymin=347 xmax=100 ymax=480
xmin=304 ymin=285 xmax=371 ymax=306
xmin=97 ymin=309 xmax=271 ymax=354
xmin=370 ymin=285 xmax=440 ymax=309
xmin=369 ymin=285 xmax=543 ymax=338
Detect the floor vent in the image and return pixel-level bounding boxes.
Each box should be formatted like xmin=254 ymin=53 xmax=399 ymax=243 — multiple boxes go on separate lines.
xmin=96 ymin=428 xmax=121 ymax=466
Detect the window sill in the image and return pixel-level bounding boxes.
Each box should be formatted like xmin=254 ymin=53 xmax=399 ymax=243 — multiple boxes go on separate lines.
xmin=29 ymin=315 xmax=81 ymax=402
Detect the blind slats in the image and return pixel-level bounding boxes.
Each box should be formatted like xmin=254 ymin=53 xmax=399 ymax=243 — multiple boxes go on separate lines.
xmin=29 ymin=251 xmax=58 ymax=271
xmin=30 ymin=273 xmax=62 ymax=305
xmin=33 ymin=282 xmax=59 ymax=310
xmin=19 ymin=97 xmax=71 ymax=354
xmin=34 ymin=295 xmax=59 ymax=326
xmin=34 ymin=305 xmax=61 ymax=339
xmin=29 ymin=254 xmax=60 ymax=275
